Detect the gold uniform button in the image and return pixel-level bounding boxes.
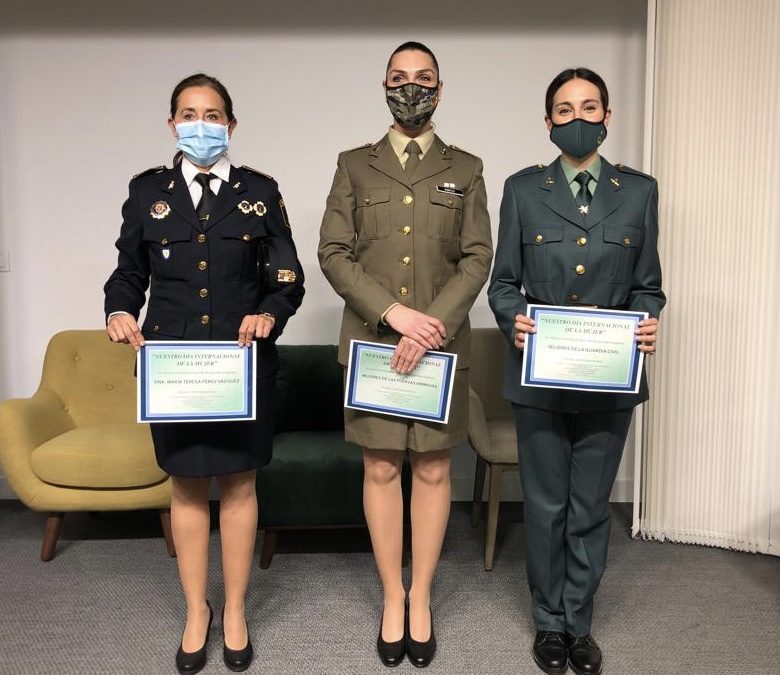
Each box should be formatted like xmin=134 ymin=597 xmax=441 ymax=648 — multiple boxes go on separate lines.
xmin=199 ymin=288 xmax=208 ymax=298
xmin=401 ymin=225 xmax=412 ymax=235
xmin=623 ymin=237 xmax=631 ymax=246
xmin=535 ymin=234 xmax=544 ymax=244
xmin=401 ymin=256 xmax=411 ymax=265
xmin=570 ymin=294 xmax=580 ymax=302
xmin=242 ymin=234 xmax=251 ymax=242
xmin=197 ymin=234 xmax=207 ymax=243
xmin=403 ymin=195 xmax=413 ymax=205
xmin=575 ymin=264 xmax=586 ymax=275
xmin=160 ymin=238 xmax=169 ymax=245
xmin=577 ymin=236 xmax=588 ymax=246
xmin=364 ymin=197 xmax=371 ymax=205
xmin=198 ymin=261 xmax=208 ymax=271
xmin=400 ymin=286 xmax=409 ymax=296
xmin=200 ymin=314 xmax=210 ymax=325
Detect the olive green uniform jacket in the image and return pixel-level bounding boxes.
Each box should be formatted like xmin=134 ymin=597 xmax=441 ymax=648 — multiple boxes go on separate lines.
xmin=318 ymin=134 xmax=493 ymax=449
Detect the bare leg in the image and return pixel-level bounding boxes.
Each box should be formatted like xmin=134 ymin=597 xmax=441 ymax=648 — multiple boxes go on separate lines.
xmin=171 ymin=476 xmax=212 ymax=651
xmin=216 ymin=470 xmax=258 ymax=650
xmin=363 ymin=448 xmax=405 ymax=642
xmin=408 ymin=448 xmax=451 ymax=641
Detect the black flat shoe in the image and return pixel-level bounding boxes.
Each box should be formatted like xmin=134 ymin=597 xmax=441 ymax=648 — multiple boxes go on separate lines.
xmin=376 ymin=604 xmax=406 ymax=667
xmin=405 ymin=600 xmax=436 ymax=668
xmin=567 ymin=633 xmax=602 ymax=675
xmin=222 ymin=607 xmax=254 ymax=672
xmin=175 ymin=601 xmax=213 ymax=675
xmin=532 ymin=630 xmax=568 ymax=675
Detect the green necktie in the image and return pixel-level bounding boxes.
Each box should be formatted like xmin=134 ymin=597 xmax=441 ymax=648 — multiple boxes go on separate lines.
xmin=404 ymin=140 xmax=421 ymax=175
xmin=574 ymin=171 xmax=592 ymax=215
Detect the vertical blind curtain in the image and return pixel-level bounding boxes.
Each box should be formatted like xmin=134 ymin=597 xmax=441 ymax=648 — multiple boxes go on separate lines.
xmin=637 ymin=0 xmax=780 ymax=553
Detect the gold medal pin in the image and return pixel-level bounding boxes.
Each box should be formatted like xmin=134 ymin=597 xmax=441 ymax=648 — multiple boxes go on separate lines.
xmin=238 ymin=200 xmax=254 ymax=214
xmin=150 ymin=201 xmax=171 ymax=219
xmin=253 ymin=201 xmax=267 ymax=217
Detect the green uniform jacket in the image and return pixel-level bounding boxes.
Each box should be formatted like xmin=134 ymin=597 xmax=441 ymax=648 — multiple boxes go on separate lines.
xmin=488 ymin=157 xmax=666 ymax=411
xmin=318 ymin=134 xmax=493 ymax=369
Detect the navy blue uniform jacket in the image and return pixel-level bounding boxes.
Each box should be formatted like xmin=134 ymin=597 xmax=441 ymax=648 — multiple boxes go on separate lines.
xmin=104 ymin=163 xmax=304 ymax=376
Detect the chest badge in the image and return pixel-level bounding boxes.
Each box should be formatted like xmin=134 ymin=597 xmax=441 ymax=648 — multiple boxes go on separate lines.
xmin=150 ymin=201 xmax=171 ymax=219
xmin=161 ymin=248 xmax=171 ymax=260
xmin=253 ymin=201 xmax=267 ymax=217
xmin=238 ymin=200 xmax=253 ymax=214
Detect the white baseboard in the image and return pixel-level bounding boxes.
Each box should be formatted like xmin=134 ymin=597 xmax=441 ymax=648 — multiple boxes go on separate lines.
xmin=0 ymin=473 xmax=634 ymax=503
xmin=0 ymin=472 xmax=632 ymax=502
xmin=450 ymin=474 xmax=633 ymax=503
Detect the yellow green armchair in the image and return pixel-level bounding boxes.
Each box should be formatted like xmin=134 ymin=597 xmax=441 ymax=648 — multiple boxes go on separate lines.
xmin=0 ymin=330 xmax=174 ymax=561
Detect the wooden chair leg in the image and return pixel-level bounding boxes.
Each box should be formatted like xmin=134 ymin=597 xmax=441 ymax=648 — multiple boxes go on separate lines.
xmin=159 ymin=509 xmax=176 ymax=557
xmin=484 ymin=465 xmax=503 ymax=571
xmin=472 ymin=455 xmax=488 ymax=527
xmin=259 ymin=529 xmax=277 ymax=569
xmin=40 ymin=512 xmax=64 ymax=562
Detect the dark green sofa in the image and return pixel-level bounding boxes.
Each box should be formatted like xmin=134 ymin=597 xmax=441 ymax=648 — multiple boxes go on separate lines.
xmin=257 ymin=344 xmax=364 ymax=568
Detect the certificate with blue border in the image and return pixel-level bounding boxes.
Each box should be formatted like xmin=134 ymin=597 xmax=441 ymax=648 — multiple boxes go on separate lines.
xmin=137 ymin=341 xmax=256 ymax=423
xmin=345 ymin=340 xmax=457 ymax=424
xmin=522 ymin=305 xmax=648 ymax=394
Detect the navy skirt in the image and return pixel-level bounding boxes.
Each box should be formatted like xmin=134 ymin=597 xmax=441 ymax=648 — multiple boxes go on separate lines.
xmin=151 ymin=373 xmax=275 ymax=477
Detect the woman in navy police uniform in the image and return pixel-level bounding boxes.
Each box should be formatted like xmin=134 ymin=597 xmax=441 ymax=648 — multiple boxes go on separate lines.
xmin=105 ymin=73 xmax=304 ymax=674
xmin=488 ymin=68 xmax=664 ymax=675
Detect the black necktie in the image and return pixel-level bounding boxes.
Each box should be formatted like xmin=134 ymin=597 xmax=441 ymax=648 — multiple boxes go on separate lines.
xmin=404 ymin=140 xmax=421 ymax=175
xmin=574 ymin=171 xmax=592 ymax=214
xmin=194 ymin=173 xmax=216 ymax=222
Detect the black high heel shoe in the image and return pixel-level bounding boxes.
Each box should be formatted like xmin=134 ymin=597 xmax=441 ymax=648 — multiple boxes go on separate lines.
xmin=222 ymin=607 xmax=254 ymax=672
xmin=406 ymin=599 xmax=436 ymax=668
xmin=376 ymin=602 xmax=406 ymax=667
xmin=175 ymin=601 xmax=213 ymax=675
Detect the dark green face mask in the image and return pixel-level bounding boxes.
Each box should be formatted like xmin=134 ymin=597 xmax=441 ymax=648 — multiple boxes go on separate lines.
xmin=549 ymin=118 xmax=607 ymax=158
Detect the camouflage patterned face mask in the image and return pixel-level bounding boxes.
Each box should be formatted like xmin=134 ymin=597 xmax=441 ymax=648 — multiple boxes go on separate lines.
xmin=385 ymin=83 xmax=439 ymax=129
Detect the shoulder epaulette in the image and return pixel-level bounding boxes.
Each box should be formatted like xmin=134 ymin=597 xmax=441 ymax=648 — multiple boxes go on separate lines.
xmin=516 ymin=163 xmax=547 ymax=177
xmin=240 ymin=165 xmax=275 ymax=181
xmin=345 ymin=143 xmax=373 ymax=153
xmin=615 ymin=163 xmax=653 ymax=180
xmin=133 ymin=165 xmax=166 ymax=180
xmin=447 ymin=144 xmax=477 ymax=157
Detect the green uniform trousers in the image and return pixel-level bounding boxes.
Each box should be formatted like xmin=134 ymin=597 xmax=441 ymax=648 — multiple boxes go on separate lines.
xmin=513 ymin=404 xmax=633 ymax=637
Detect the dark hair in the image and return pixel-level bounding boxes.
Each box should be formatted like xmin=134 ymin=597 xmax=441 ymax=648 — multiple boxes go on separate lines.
xmin=386 ymin=41 xmax=439 ymax=78
xmin=169 ymin=73 xmax=235 ymax=122
xmin=545 ymin=67 xmax=609 ymax=117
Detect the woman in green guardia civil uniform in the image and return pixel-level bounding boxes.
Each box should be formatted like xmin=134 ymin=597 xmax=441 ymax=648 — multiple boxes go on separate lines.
xmin=488 ymin=68 xmax=665 ymax=675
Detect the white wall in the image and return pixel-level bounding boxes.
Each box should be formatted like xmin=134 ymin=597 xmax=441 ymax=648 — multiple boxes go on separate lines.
xmin=0 ymin=0 xmax=648 ymax=500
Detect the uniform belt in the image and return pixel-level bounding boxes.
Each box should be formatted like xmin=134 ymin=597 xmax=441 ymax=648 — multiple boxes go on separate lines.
xmin=524 ymin=295 xmax=629 ymax=311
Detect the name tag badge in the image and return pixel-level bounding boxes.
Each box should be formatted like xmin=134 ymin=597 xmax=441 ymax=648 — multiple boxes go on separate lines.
xmin=436 ymin=183 xmax=464 ymax=197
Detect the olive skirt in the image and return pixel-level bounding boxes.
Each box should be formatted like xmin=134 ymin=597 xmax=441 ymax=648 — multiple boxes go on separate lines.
xmin=344 ymin=368 xmax=469 ymax=452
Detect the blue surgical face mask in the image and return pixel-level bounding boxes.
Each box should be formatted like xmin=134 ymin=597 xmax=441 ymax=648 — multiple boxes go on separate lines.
xmin=175 ymin=121 xmax=229 ymax=166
